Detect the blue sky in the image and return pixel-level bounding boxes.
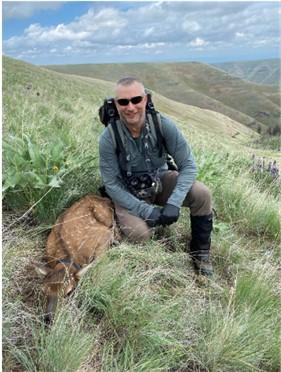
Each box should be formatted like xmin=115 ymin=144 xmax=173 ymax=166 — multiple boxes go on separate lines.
xmin=3 ymin=1 xmax=281 ymax=65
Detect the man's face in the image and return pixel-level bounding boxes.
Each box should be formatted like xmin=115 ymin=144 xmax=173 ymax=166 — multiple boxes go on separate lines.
xmin=115 ymin=82 xmax=147 ymax=127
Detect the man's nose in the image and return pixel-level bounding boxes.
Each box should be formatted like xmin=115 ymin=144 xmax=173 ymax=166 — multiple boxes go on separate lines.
xmin=126 ymin=101 xmax=135 ymax=110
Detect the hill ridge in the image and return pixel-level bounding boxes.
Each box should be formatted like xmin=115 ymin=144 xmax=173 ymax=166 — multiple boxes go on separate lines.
xmin=44 ymin=61 xmax=281 ymax=134
xmin=213 ymin=58 xmax=281 ymax=85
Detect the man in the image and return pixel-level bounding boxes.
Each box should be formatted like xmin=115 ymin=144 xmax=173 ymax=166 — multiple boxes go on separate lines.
xmin=99 ymin=77 xmax=213 ymax=276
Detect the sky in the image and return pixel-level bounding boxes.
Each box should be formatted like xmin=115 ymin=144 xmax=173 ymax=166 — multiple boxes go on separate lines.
xmin=2 ymin=1 xmax=281 ymax=65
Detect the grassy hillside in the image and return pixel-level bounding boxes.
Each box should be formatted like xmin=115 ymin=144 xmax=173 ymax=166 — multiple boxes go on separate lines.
xmin=3 ymin=56 xmax=281 ymax=372
xmin=45 ymin=61 xmax=281 ymax=133
xmin=213 ymin=59 xmax=281 ymax=86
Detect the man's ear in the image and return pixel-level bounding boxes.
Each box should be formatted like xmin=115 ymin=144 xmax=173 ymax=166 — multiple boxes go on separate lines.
xmin=143 ymin=91 xmax=149 ymax=106
xmin=32 ymin=261 xmax=52 ymax=276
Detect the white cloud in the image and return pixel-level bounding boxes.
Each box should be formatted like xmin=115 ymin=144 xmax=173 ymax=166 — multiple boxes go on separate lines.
xmin=41 ymin=24 xmax=90 ymax=42
xmin=3 ymin=1 xmax=63 ymax=19
xmin=143 ymin=42 xmax=165 ymax=49
xmin=190 ymin=38 xmax=208 ymax=47
xmin=182 ymin=20 xmax=201 ymax=33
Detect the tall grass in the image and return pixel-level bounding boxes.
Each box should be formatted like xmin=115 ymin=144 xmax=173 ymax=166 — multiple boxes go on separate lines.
xmin=195 ymin=267 xmax=281 ymax=371
xmin=10 ymin=306 xmax=94 ymax=372
xmin=76 ymin=243 xmax=203 ymax=370
xmin=216 ymin=176 xmax=280 ymax=241
xmin=75 ymin=244 xmax=281 ymax=371
xmin=194 ymin=147 xmax=281 ymax=243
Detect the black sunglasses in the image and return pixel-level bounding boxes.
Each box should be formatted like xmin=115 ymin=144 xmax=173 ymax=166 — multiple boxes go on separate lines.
xmin=116 ymin=95 xmax=145 ymax=106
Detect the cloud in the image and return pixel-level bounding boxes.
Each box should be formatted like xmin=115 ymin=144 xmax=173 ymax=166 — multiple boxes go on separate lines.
xmin=190 ymin=38 xmax=208 ymax=47
xmin=3 ymin=1 xmax=64 ymax=19
xmin=3 ymin=1 xmax=280 ymax=64
xmin=182 ymin=20 xmax=201 ymax=33
xmin=235 ymin=32 xmax=245 ymax=39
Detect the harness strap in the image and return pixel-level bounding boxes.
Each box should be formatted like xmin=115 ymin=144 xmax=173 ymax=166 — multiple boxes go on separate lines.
xmin=147 ymin=111 xmax=168 ymax=157
xmin=108 ymin=124 xmax=117 ymax=149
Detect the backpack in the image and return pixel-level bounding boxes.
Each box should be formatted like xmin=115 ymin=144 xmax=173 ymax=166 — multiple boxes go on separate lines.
xmin=98 ymin=92 xmax=177 ymax=170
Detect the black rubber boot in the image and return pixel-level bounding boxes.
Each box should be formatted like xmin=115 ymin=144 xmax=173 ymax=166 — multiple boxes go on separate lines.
xmin=189 ymin=213 xmax=213 ymax=277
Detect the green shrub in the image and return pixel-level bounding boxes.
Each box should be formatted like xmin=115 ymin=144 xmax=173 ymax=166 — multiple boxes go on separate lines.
xmin=3 ymin=134 xmax=99 ymax=223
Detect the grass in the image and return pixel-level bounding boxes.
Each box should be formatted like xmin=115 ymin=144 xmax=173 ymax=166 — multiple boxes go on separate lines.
xmin=75 ymin=243 xmax=203 ymax=370
xmin=3 ymin=56 xmax=281 ymax=371
xmin=196 ymin=268 xmax=281 ymax=371
xmin=250 ymin=134 xmax=281 ymax=151
xmin=8 ymin=306 xmax=94 ymax=372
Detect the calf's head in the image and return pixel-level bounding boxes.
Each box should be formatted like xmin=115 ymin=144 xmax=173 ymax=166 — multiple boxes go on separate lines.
xmin=34 ymin=262 xmax=91 ymax=324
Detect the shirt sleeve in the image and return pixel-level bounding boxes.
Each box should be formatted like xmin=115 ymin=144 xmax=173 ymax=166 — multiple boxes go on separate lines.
xmin=99 ymin=128 xmax=154 ymax=219
xmin=160 ymin=115 xmax=197 ymax=207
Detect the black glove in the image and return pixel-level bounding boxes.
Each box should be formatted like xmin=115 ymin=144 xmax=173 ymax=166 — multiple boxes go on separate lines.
xmin=146 ymin=207 xmax=162 ymax=227
xmin=160 ymin=204 xmax=180 ymax=226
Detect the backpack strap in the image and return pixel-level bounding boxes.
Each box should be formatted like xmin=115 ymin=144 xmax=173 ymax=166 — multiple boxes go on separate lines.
xmin=149 ymin=112 xmax=178 ymax=171
xmin=108 ymin=124 xmax=117 ymax=149
xmin=146 ymin=111 xmax=167 ymax=157
xmin=108 ymin=119 xmax=133 ymax=176
xmin=108 ymin=119 xmax=125 ymax=157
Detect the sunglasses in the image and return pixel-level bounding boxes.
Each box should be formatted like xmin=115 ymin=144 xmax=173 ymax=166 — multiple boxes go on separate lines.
xmin=116 ymin=95 xmax=145 ymax=106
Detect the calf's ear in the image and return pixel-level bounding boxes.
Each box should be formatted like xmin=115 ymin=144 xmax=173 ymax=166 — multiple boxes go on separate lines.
xmin=65 ymin=282 xmax=75 ymax=295
xmin=32 ymin=262 xmax=52 ymax=276
xmin=76 ymin=264 xmax=92 ymax=279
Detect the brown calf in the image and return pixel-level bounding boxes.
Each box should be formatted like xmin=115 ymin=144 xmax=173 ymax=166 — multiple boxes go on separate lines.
xmin=34 ymin=194 xmax=118 ymax=324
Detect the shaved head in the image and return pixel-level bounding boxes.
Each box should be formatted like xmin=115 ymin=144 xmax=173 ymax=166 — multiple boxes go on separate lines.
xmin=115 ymin=76 xmax=145 ymax=97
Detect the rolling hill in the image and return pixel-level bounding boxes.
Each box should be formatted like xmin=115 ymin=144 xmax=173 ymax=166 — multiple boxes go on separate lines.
xmin=3 ymin=56 xmax=258 ymax=148
xmin=45 ymin=61 xmax=281 ymax=134
xmin=213 ymin=59 xmax=281 ymax=86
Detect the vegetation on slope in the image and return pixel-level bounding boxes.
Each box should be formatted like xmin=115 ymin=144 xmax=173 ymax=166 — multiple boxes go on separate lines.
xmin=3 ymin=56 xmax=281 ymax=372
xmin=213 ymin=59 xmax=281 ymax=86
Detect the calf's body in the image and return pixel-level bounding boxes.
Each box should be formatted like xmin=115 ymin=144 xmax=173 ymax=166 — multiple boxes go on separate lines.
xmin=35 ymin=195 xmax=117 ymax=323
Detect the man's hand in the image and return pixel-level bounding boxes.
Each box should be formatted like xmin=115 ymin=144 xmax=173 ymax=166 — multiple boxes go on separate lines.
xmin=160 ymin=204 xmax=180 ymax=226
xmin=146 ymin=207 xmax=162 ymax=227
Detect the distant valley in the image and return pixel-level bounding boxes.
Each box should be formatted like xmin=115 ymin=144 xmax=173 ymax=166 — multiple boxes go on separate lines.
xmin=213 ymin=59 xmax=281 ymax=86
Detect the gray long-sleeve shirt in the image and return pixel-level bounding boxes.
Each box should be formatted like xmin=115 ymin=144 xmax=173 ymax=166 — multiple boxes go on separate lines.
xmin=99 ymin=114 xmax=197 ymax=219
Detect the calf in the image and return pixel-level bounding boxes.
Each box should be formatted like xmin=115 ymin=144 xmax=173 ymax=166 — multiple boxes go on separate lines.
xmin=34 ymin=194 xmax=118 ymax=324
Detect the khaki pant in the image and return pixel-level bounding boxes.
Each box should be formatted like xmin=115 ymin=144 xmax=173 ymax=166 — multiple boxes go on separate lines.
xmin=115 ymin=171 xmax=212 ymax=242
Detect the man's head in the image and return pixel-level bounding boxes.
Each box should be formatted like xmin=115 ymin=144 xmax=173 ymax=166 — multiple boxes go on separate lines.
xmin=114 ymin=77 xmax=147 ymax=127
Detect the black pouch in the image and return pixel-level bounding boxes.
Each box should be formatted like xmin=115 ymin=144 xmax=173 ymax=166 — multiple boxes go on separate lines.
xmin=126 ymin=172 xmax=162 ymax=200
